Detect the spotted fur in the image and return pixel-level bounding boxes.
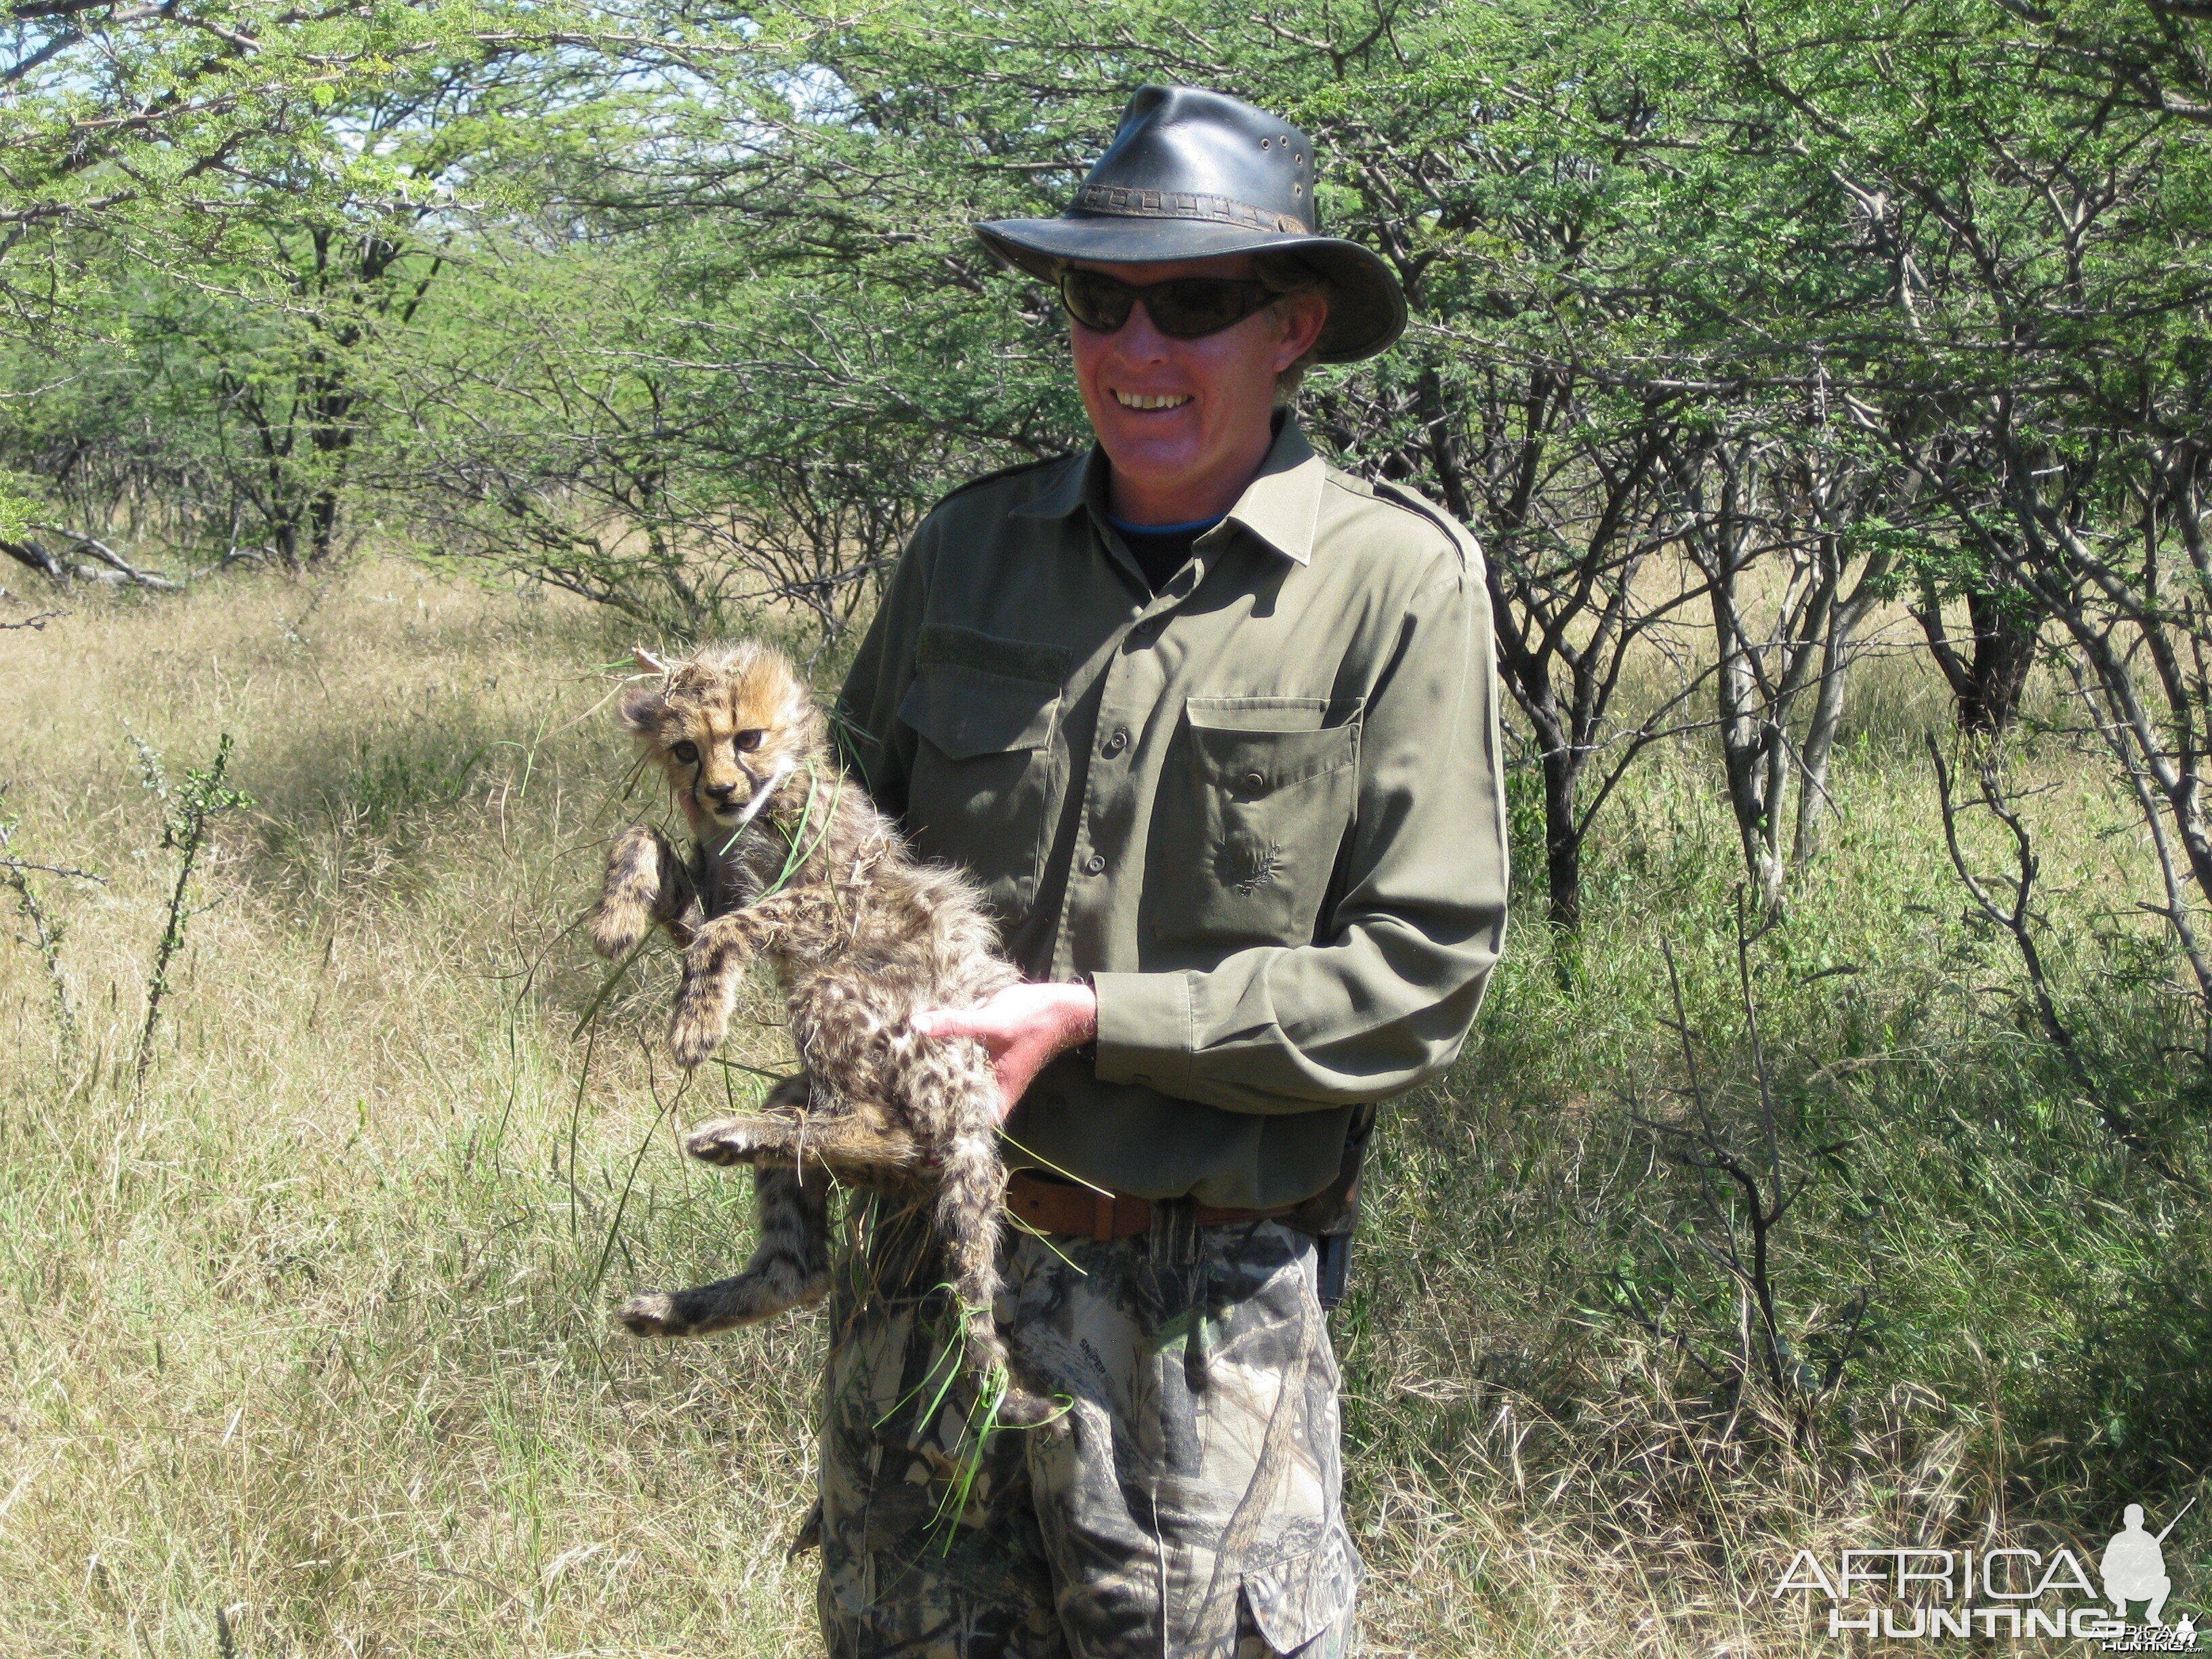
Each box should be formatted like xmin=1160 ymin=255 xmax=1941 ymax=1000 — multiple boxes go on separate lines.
xmin=590 ymin=642 xmax=1050 ymax=1425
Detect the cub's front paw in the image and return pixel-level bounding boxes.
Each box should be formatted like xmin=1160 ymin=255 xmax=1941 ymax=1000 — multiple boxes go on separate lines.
xmin=667 ymin=918 xmax=749 ymax=1067
xmin=666 ymin=987 xmax=731 ymax=1069
xmin=590 ymin=901 xmax=651 ymax=960
xmin=592 ymin=825 xmax=669 ymax=958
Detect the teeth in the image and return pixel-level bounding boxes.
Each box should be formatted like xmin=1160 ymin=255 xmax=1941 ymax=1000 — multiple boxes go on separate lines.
xmin=1115 ymin=391 xmax=1190 ymax=410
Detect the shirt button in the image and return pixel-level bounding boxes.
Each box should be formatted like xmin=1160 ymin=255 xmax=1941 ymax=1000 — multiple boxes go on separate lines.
xmin=1242 ymin=770 xmax=1266 ymax=794
xmin=1084 ymin=853 xmax=1107 ymax=875
xmin=1103 ymin=728 xmax=1129 ymax=756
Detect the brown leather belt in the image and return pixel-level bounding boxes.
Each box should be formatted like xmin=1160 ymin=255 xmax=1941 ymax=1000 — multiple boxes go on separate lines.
xmin=1005 ymin=1170 xmax=1295 ymax=1240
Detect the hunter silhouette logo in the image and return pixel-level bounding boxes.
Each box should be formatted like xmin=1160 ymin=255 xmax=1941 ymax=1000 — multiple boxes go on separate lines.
xmin=2105 ymin=1503 xmax=2182 ymax=1624
xmin=2099 ymin=1499 xmax=2198 ymax=1654
xmin=1771 ymin=1498 xmax=2199 ymax=1647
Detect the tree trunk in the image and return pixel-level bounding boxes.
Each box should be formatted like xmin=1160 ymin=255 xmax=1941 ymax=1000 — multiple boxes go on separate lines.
xmin=1956 ymin=588 xmax=2039 ymax=733
xmin=1694 ymin=449 xmax=1787 ymax=910
xmin=1794 ymin=548 xmax=1892 ymax=864
xmin=1912 ymin=581 xmax=2041 ymax=735
xmin=1542 ymin=741 xmax=1582 ymax=934
xmin=308 ymin=487 xmax=341 ymax=565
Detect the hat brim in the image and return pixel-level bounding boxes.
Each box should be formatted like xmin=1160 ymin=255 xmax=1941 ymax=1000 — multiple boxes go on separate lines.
xmin=975 ymin=215 xmax=1406 ymax=364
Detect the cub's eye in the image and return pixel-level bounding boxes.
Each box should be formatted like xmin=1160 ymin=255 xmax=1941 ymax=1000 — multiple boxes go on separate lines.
xmin=670 ymin=741 xmax=699 ymax=765
xmin=735 ymin=730 xmax=765 ymax=753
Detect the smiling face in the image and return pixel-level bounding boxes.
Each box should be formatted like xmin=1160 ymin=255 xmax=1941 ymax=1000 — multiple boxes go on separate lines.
xmin=619 ymin=642 xmax=823 ymax=838
xmin=1065 ymin=254 xmax=1328 ymax=525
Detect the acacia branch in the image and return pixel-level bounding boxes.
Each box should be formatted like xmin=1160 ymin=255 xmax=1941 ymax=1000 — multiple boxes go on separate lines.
xmin=29 ymin=525 xmax=182 ymax=590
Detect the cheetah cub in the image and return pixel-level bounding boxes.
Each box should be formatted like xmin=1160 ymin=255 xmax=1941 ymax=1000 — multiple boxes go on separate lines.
xmin=590 ymin=640 xmax=1052 ymax=1426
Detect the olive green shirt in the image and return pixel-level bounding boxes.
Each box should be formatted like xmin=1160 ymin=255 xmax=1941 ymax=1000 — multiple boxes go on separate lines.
xmin=839 ymin=417 xmax=1509 ymax=1208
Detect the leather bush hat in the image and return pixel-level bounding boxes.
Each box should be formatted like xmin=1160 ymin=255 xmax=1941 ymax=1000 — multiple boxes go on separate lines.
xmin=976 ymin=85 xmax=1407 ymax=364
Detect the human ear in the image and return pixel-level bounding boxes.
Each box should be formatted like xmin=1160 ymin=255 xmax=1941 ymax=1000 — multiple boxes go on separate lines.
xmin=1269 ymin=291 xmax=1329 ymax=372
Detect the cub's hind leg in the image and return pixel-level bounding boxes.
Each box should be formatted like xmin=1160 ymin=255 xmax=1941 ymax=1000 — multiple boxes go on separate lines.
xmin=615 ymin=1164 xmax=832 ymax=1338
xmin=679 ymin=1069 xmax=813 ymax=1166
xmin=684 ymin=1105 xmax=925 ymax=1177
xmin=592 ymin=824 xmax=701 ymax=957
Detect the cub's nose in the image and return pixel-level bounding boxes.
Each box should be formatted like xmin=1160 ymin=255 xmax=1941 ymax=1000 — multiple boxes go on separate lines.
xmin=701 ymin=780 xmax=741 ymax=804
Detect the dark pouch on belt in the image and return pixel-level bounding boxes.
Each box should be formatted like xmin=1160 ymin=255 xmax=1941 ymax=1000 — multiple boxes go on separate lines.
xmin=1288 ymin=1103 xmax=1375 ymax=1311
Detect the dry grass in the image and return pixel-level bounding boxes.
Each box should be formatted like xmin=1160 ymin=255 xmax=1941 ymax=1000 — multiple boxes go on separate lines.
xmin=1 ymin=569 xmax=819 ymax=1656
xmin=1 ymin=562 xmax=2202 ymax=1656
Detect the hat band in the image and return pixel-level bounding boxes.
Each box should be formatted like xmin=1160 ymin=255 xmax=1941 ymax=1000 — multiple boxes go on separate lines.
xmin=1073 ymin=182 xmax=1308 ymax=235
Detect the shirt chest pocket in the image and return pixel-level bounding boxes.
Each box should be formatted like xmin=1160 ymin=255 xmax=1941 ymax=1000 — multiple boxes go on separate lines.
xmin=1152 ymin=697 xmax=1360 ymax=949
xmin=899 ymin=663 xmax=1061 ymax=930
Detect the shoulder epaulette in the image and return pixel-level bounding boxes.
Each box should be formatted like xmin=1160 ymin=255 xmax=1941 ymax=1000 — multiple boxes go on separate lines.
xmin=1368 ymin=478 xmax=1481 ymax=573
xmin=924 ymin=453 xmax=1072 ymax=515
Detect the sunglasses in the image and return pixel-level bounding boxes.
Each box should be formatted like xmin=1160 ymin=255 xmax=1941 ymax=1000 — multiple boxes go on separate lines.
xmin=1057 ymin=269 xmax=1279 ymax=340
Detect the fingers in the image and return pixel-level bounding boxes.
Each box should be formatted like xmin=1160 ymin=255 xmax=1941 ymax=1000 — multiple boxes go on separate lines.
xmin=910 ymin=985 xmax=1098 ymax=1122
xmin=913 ymin=983 xmax=1097 ymax=1056
xmin=909 ymin=984 xmax=1047 ymax=1044
xmin=909 ymin=1007 xmax=991 ymax=1042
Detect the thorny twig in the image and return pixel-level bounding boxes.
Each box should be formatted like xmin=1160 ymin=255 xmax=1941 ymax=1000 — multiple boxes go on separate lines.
xmin=0 ymin=791 xmax=102 ymax=1050
xmin=1620 ymin=917 xmax=1863 ymax=1448
xmin=134 ymin=733 xmax=253 ymax=1093
xmin=2057 ymin=651 xmax=2212 ymax=1052
xmin=1925 ymin=733 xmax=2202 ymax=1193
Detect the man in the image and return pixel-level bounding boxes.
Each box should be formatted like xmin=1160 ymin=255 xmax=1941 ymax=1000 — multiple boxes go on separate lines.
xmin=822 ymin=85 xmax=1508 ymax=1658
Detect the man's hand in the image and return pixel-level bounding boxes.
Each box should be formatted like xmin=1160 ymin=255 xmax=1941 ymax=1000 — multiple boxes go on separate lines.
xmin=911 ymin=981 xmax=1099 ymax=1123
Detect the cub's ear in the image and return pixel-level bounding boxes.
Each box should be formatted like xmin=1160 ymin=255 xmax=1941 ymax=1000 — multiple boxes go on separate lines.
xmin=634 ymin=645 xmax=674 ymax=676
xmin=618 ymin=686 xmax=664 ymax=733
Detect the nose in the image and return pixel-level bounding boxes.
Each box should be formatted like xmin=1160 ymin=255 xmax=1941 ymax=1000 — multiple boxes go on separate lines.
xmin=701 ymin=779 xmax=739 ymax=802
xmin=1111 ymin=302 xmax=1172 ymax=363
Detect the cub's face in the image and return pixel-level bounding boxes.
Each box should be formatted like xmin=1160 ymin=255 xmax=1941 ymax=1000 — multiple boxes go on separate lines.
xmin=621 ymin=642 xmax=823 ymax=838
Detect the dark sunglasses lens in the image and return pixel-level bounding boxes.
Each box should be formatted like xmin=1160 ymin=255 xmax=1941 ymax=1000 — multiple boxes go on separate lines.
xmin=1061 ymin=272 xmax=1134 ymax=331
xmin=1148 ymin=279 xmax=1266 ymax=337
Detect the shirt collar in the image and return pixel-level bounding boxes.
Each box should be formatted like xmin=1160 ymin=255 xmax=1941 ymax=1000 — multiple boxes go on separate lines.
xmin=1223 ymin=418 xmax=1324 ymax=566
xmin=1012 ymin=416 xmax=1325 ymax=567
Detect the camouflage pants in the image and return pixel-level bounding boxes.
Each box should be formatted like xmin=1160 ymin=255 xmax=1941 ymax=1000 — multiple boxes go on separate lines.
xmin=815 ymin=1193 xmax=1363 ymax=1659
